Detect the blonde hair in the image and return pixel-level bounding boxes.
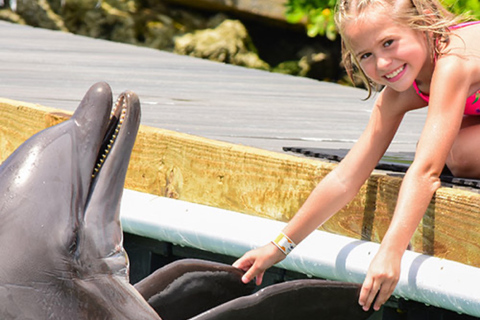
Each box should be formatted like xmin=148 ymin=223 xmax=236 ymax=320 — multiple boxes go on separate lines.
xmin=335 ymin=0 xmax=465 ymax=98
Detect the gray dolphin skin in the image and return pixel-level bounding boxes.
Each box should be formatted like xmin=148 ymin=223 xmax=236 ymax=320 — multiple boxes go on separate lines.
xmin=0 ymin=81 xmax=375 ymax=320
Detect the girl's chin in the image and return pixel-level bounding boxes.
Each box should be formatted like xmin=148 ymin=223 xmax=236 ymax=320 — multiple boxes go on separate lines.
xmin=388 ymin=80 xmax=414 ymax=93
xmin=381 ymin=77 xmax=414 ymax=92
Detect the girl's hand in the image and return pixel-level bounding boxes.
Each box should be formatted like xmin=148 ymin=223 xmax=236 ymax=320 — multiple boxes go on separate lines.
xmin=233 ymin=242 xmax=286 ymax=285
xmin=359 ymin=248 xmax=401 ymax=311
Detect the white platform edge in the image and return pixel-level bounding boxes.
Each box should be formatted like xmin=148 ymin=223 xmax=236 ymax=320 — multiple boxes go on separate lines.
xmin=120 ymin=189 xmax=480 ymax=317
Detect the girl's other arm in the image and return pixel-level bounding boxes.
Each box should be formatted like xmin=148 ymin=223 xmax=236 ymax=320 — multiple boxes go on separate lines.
xmin=359 ymin=59 xmax=470 ymax=311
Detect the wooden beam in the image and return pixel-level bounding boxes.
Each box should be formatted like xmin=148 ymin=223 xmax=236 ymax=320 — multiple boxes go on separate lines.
xmin=1 ymin=98 xmax=480 ymax=268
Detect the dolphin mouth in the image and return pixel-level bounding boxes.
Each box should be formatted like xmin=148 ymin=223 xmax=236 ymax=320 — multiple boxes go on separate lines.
xmin=92 ymin=94 xmax=128 ymax=179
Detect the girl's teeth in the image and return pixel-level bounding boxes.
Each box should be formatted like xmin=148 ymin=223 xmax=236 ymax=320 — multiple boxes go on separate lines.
xmin=386 ymin=65 xmax=404 ymax=79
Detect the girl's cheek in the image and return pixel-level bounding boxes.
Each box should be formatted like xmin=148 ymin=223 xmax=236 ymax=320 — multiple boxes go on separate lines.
xmin=361 ymin=62 xmax=374 ymax=77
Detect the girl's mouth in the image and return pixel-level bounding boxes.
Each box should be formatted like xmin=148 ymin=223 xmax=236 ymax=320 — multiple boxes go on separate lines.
xmin=384 ymin=64 xmax=406 ymax=80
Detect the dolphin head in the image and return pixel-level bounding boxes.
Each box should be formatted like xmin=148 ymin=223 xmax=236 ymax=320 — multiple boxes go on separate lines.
xmin=0 ymin=82 xmax=159 ymax=319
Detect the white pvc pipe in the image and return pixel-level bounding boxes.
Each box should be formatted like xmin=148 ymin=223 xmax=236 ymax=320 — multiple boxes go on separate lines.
xmin=120 ymin=189 xmax=480 ymax=317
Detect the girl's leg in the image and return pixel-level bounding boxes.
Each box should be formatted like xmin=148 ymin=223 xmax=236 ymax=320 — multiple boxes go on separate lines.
xmin=446 ymin=116 xmax=480 ymax=178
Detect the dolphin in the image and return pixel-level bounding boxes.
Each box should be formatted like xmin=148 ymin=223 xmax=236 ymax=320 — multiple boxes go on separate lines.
xmin=0 ymin=82 xmax=161 ymax=319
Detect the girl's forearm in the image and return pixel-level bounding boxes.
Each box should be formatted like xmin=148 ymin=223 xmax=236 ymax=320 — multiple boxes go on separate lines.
xmin=380 ymin=167 xmax=441 ymax=255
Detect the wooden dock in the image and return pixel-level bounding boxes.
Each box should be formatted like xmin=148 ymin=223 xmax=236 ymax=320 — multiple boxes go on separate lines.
xmin=1 ymin=20 xmax=480 ymax=271
xmin=0 ymin=21 xmax=427 ymax=154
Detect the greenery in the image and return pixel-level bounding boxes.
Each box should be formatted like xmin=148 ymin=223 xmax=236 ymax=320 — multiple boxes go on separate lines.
xmin=285 ymin=0 xmax=480 ymax=41
xmin=443 ymin=0 xmax=480 ymax=19
xmin=285 ymin=0 xmax=337 ymax=40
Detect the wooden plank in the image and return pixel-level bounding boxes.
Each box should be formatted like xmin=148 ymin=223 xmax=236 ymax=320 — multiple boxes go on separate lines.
xmin=2 ymin=99 xmax=480 ymax=269
xmin=0 ymin=99 xmax=71 ymax=160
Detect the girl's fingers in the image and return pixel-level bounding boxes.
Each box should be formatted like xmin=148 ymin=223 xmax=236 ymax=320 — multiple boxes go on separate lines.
xmin=373 ymin=281 xmax=396 ymax=311
xmin=241 ymin=266 xmax=257 ymax=283
xmin=359 ymin=276 xmax=371 ymax=309
xmin=255 ymin=271 xmax=264 ymax=286
xmin=359 ymin=276 xmax=380 ymax=311
xmin=240 ymin=262 xmax=265 ymax=285
xmin=232 ymin=257 xmax=250 ymax=271
xmin=234 ymin=243 xmax=286 ymax=285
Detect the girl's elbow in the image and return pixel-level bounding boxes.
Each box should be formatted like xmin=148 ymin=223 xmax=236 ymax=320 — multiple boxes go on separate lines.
xmin=407 ymin=164 xmax=443 ymax=191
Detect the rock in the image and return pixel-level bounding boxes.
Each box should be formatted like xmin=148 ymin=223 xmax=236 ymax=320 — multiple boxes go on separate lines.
xmin=271 ymin=60 xmax=302 ymax=76
xmin=15 ymin=0 xmax=67 ymax=31
xmin=174 ymin=19 xmax=269 ymax=70
xmin=0 ymin=9 xmax=26 ymax=24
xmin=143 ymin=19 xmax=176 ymax=50
xmin=62 ymin=0 xmax=136 ymax=43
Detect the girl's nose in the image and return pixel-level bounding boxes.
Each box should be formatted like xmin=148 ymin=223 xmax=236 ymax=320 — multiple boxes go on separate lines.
xmin=376 ymin=56 xmax=391 ymax=70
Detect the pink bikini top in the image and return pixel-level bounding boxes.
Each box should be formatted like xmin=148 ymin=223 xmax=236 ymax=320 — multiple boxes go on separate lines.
xmin=412 ymin=21 xmax=480 ymax=115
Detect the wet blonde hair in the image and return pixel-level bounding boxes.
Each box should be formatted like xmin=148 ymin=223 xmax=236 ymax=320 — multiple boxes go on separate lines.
xmin=335 ymin=0 xmax=465 ymax=98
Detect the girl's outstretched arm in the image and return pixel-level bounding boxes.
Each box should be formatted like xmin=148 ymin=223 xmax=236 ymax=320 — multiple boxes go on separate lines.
xmin=234 ymin=88 xmax=407 ymax=286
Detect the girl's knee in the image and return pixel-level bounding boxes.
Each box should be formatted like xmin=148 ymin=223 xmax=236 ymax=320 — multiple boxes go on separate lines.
xmin=445 ymin=152 xmax=479 ymax=178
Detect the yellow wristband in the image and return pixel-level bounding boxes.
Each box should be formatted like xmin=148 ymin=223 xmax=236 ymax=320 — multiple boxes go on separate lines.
xmin=271 ymin=232 xmax=296 ymax=255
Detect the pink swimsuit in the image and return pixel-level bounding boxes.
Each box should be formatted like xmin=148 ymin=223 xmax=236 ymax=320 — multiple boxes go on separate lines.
xmin=413 ymin=21 xmax=480 ymax=115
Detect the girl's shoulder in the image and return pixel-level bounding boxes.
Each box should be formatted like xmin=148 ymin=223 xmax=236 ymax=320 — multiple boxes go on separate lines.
xmin=448 ymin=23 xmax=480 ymax=53
xmin=437 ymin=28 xmax=480 ymax=94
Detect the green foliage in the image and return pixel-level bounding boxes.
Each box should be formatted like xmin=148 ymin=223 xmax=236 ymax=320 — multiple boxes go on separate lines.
xmin=442 ymin=0 xmax=480 ymax=19
xmin=285 ymin=0 xmax=480 ymax=41
xmin=285 ymin=0 xmax=337 ymax=40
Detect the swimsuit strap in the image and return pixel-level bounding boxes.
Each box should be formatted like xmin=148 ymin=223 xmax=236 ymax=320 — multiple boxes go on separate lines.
xmin=412 ymin=81 xmax=429 ymax=102
xmin=450 ymin=21 xmax=480 ymax=30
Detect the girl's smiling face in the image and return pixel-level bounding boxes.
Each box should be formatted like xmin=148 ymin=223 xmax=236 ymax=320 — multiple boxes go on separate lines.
xmin=343 ymin=4 xmax=432 ymax=92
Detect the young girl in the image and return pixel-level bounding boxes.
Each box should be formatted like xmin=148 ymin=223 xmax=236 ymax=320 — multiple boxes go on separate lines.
xmin=233 ymin=0 xmax=480 ymax=312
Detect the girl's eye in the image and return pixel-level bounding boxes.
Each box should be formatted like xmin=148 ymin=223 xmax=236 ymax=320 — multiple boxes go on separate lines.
xmin=384 ymin=40 xmax=394 ymax=47
xmin=360 ymin=52 xmax=371 ymax=60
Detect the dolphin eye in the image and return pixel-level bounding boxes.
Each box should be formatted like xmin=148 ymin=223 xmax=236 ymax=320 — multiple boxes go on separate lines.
xmin=68 ymin=233 xmax=79 ymax=255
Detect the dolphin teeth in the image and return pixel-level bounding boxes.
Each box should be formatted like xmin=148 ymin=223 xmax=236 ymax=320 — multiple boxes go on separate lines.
xmin=93 ymin=94 xmax=128 ymax=179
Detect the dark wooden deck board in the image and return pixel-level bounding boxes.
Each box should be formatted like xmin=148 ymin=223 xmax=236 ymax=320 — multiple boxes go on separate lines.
xmin=0 ymin=21 xmax=427 ymax=154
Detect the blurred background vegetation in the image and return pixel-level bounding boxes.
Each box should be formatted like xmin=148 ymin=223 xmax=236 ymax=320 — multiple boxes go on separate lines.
xmin=286 ymin=0 xmax=480 ymax=40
